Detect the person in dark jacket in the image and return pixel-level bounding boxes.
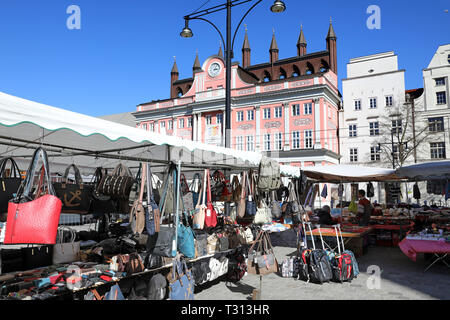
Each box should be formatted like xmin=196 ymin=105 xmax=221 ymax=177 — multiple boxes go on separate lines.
xmin=318 ymin=205 xmax=334 ymax=226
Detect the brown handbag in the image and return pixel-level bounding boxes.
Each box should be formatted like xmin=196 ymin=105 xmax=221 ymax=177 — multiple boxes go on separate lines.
xmin=256 ymin=232 xmax=279 ymax=275
xmin=125 ymin=252 xmax=145 ymax=274
xmin=231 ymin=175 xmax=241 ymax=203
xmin=129 ymin=163 xmax=147 ymax=235
xmin=246 ymin=230 xmax=264 ymax=275
xmin=237 ymin=172 xmax=247 ymax=218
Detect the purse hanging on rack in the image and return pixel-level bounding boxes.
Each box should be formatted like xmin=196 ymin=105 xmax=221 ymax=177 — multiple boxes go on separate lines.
xmin=237 ymin=172 xmax=246 ymax=218
xmin=177 ymin=176 xmax=195 ymax=259
xmin=128 ymin=163 xmax=142 ymax=207
xmin=52 ymin=226 xmax=80 ymax=264
xmin=54 ymin=164 xmax=93 ymax=214
xmin=96 ymin=163 xmax=135 ymax=201
xmin=89 ymin=167 xmax=116 ymax=215
xmin=145 ymin=164 xmax=160 ymax=235
xmin=180 ymin=174 xmax=194 ymax=212
xmin=245 ymin=170 xmax=257 ymax=216
xmin=167 ymin=259 xmax=194 ymax=300
xmin=4 ymin=147 xmax=62 ymax=245
xmin=129 ymin=162 xmax=147 ymax=235
xmin=231 ymin=174 xmax=242 ymax=203
xmin=254 ymin=198 xmax=272 ymax=225
xmin=204 ymin=169 xmax=218 ymax=228
xmin=0 ymin=157 xmax=23 ymax=215
xmin=193 ymin=170 xmax=206 ymax=230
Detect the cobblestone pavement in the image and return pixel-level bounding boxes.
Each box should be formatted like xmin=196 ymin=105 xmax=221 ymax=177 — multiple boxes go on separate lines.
xmin=194 ymin=244 xmax=450 ymax=300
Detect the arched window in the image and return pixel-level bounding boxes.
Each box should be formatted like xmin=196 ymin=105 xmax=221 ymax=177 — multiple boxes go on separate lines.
xmin=291 ymin=65 xmax=300 ymax=77
xmin=263 ymin=71 xmax=271 ymax=82
xmin=177 ymin=87 xmax=183 ymax=97
xmin=306 ymin=62 xmax=314 ymax=75
xmin=320 ymin=59 xmax=329 ymax=73
xmin=279 ymin=68 xmax=287 ymax=80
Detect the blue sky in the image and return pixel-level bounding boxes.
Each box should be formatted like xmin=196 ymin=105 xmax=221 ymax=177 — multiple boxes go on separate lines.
xmin=0 ymin=0 xmax=448 ymax=117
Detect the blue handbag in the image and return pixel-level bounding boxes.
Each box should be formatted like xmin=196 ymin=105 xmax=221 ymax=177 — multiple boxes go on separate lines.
xmin=177 ymin=181 xmax=196 ymax=259
xmin=245 ymin=170 xmax=256 ymax=216
xmin=169 ymin=260 xmax=195 ymax=300
xmin=105 ymin=284 xmax=125 ymax=300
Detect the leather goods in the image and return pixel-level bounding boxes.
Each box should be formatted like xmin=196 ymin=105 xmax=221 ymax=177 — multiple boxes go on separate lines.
xmin=190 ymin=173 xmax=202 ymax=209
xmin=0 ymin=157 xmax=22 ymax=214
xmin=231 ymin=175 xmax=241 ymax=203
xmin=4 ymin=147 xmax=62 ymax=245
xmin=193 ymin=170 xmax=207 ymax=230
xmin=145 ymin=164 xmax=160 ymax=235
xmin=147 ymin=273 xmax=167 ymax=300
xmin=204 ymin=169 xmax=217 ymax=228
xmin=52 ymin=227 xmax=80 ymax=264
xmin=254 ymin=199 xmax=272 ymax=225
xmin=217 ymin=233 xmax=229 ymax=251
xmin=247 ymin=231 xmax=278 ymax=275
xmin=110 ymin=254 xmax=130 ymax=272
xmin=129 ymin=163 xmax=147 ymax=235
xmin=21 ymin=245 xmax=53 ymax=269
xmin=180 ymin=174 xmax=194 ymax=212
xmin=168 ymin=259 xmax=194 ymax=300
xmin=144 ymin=252 xmax=163 ymax=270
xmin=105 ymin=284 xmax=125 ymax=300
xmin=153 ymin=225 xmax=176 ymax=258
xmin=217 ymin=256 xmax=229 ymax=277
xmin=97 ymin=163 xmax=135 ymax=200
xmin=125 ymin=252 xmax=145 ymax=274
xmin=177 ymin=215 xmax=195 ymax=259
xmin=194 ymin=230 xmax=207 ymax=257
xmin=237 ymin=172 xmax=246 ymax=218
xmin=211 ymin=170 xmax=232 ymax=202
xmin=245 ymin=171 xmax=257 ymax=216
xmin=270 ymin=190 xmax=282 ymax=219
xmin=89 ymin=167 xmax=116 ymax=215
xmin=208 ymin=257 xmax=222 ymax=281
xmin=54 ymin=164 xmax=93 ymax=214
xmin=128 ymin=164 xmax=141 ymax=207
xmin=206 ymin=234 xmax=219 ymax=254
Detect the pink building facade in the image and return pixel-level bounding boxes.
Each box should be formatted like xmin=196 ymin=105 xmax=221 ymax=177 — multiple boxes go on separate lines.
xmin=133 ymin=23 xmax=342 ymax=168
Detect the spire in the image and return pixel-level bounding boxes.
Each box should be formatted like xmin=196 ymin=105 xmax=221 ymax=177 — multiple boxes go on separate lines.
xmin=171 ymin=56 xmax=179 ymax=74
xmin=327 ymin=17 xmax=337 ymax=39
xmin=193 ymin=51 xmax=201 ymax=71
xmin=242 ymin=24 xmax=250 ymax=50
xmin=297 ymin=24 xmax=306 ymax=45
xmin=270 ymin=28 xmax=279 ymax=51
xmin=218 ymin=44 xmax=223 ymax=58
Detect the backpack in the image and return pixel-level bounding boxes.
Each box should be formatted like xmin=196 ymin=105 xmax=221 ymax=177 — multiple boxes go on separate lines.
xmin=257 ymin=156 xmax=281 ymax=191
xmin=296 ymin=249 xmax=311 ymax=281
xmin=331 ymin=253 xmax=354 ymax=283
xmin=308 ymin=249 xmax=333 ymax=284
xmin=147 ymin=273 xmax=167 ymax=300
xmin=343 ymin=250 xmax=359 ymax=277
xmin=227 ymin=251 xmax=247 ymax=283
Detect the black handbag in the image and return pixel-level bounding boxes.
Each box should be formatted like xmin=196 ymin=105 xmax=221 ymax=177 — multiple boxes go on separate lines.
xmin=54 ymin=164 xmax=93 ymax=214
xmin=144 ymin=252 xmax=163 ymax=270
xmin=89 ymin=167 xmax=116 ymax=215
xmin=96 ymin=163 xmax=135 ymax=200
xmin=0 ymin=157 xmax=22 ymax=214
xmin=21 ymin=245 xmax=53 ymax=269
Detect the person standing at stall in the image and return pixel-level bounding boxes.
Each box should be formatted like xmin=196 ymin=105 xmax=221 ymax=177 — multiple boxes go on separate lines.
xmin=357 ymin=190 xmax=372 ymax=226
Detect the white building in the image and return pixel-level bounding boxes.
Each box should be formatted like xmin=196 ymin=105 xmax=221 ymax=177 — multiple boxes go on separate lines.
xmin=340 ymin=52 xmax=406 ymax=203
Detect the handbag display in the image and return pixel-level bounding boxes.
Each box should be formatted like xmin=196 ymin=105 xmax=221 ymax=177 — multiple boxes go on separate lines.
xmin=208 ymin=257 xmax=222 ymax=282
xmin=144 ymin=252 xmax=163 ymax=270
xmin=168 ymin=259 xmax=194 ymax=300
xmin=4 ymin=147 xmax=62 ymax=245
xmin=217 ymin=233 xmax=229 ymax=251
xmin=204 ymin=169 xmax=218 ymax=228
xmin=177 ymin=191 xmax=195 ymax=259
xmin=270 ymin=190 xmax=282 ymax=219
xmin=206 ymin=234 xmax=219 ymax=254
xmin=0 ymin=157 xmax=22 ymax=214
xmin=245 ymin=171 xmax=257 ymax=216
xmin=194 ymin=230 xmax=208 ymax=257
xmin=125 ymin=252 xmax=145 ymax=274
xmin=54 ymin=164 xmax=93 ymax=214
xmin=246 ymin=231 xmax=278 ymax=276
xmin=129 ymin=163 xmax=147 ymax=235
xmin=97 ymin=163 xmax=135 ymax=200
xmin=254 ymin=199 xmax=272 ymax=225
xmin=52 ymin=227 xmax=81 ymax=264
xmin=237 ymin=172 xmax=246 ymax=218
xmin=21 ymin=245 xmax=53 ymax=269
xmin=193 ymin=170 xmax=206 ymax=230
xmin=231 ymin=175 xmax=241 ymax=203
xmin=89 ymin=167 xmax=116 ymax=215
xmin=211 ymin=170 xmax=232 ymax=202
xmin=180 ymin=174 xmax=195 ymax=212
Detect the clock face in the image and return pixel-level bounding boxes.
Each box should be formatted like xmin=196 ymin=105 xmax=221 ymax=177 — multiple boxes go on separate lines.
xmin=208 ymin=62 xmax=221 ymax=77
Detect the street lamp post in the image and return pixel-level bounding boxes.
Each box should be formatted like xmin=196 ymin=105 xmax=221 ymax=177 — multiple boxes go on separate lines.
xmin=180 ymin=0 xmax=286 ymax=148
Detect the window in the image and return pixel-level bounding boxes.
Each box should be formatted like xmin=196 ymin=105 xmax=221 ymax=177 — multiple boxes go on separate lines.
xmin=235 ymin=136 xmax=244 ymax=151
xmin=246 ymin=135 xmax=255 ymax=151
xmin=385 ymin=96 xmax=393 ymax=107
xmin=448 ymin=54 xmax=450 ymax=64
xmin=216 ymin=114 xmax=223 ymax=124
xmin=304 ymin=130 xmax=313 ymax=149
xmin=263 ymin=134 xmax=271 ymax=151
xmin=392 ymin=145 xmax=399 ymax=162
xmin=168 ymin=120 xmax=174 ymax=130
xmin=274 ymin=132 xmax=283 ymax=150
xmin=206 ymin=115 xmax=212 ymax=125
xmin=369 ymin=122 xmax=379 ymax=136
xmin=150 ymin=123 xmax=155 ymax=131
xmin=292 ymin=104 xmax=301 ymax=116
xmin=142 ymin=123 xmax=148 ymax=131
xmin=304 ymin=103 xmax=312 ymax=115
xmin=292 ymin=131 xmax=301 ymax=149
xmin=274 ymin=107 xmax=282 ymax=118
xmin=349 ymin=148 xmax=358 ymax=162
xmin=435 ymin=78 xmax=446 ymax=86
xmin=187 ymin=117 xmax=193 ymax=128
xmin=247 ymin=110 xmax=254 ymax=121
xmin=431 ymin=142 xmax=446 ymax=159
xmin=236 ymin=111 xmax=244 ymax=122
xmin=392 ymin=119 xmax=402 ymax=134
xmin=160 ymin=121 xmax=166 ymax=129
xmin=349 ymin=124 xmax=357 ymax=137
xmin=437 ymin=92 xmax=447 ymax=105
xmin=354 ymin=100 xmax=361 ymax=111
xmin=369 ymin=98 xmax=377 ymax=109
xmin=429 ymin=117 xmax=444 ymax=132
xmin=178 ymin=118 xmax=184 ymax=129
xmin=370 ymin=146 xmax=381 ymax=161
xmin=263 ymin=108 xmax=271 ymax=119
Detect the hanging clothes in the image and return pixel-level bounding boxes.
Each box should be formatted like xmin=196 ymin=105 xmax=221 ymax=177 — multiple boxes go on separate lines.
xmin=366 ymin=182 xmax=375 ymax=198
xmin=321 ymin=184 xmax=328 ymax=199
xmin=413 ymin=182 xmax=421 ymax=200
xmin=338 ymin=183 xmax=344 ymax=197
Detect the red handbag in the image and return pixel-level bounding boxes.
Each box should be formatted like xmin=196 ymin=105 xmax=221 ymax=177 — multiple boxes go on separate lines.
xmin=204 ymin=169 xmax=217 ymax=228
xmin=4 ymin=147 xmax=62 ymax=245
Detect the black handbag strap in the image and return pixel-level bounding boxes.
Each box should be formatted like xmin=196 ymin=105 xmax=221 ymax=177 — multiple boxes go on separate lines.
xmin=0 ymin=157 xmax=21 ymax=179
xmin=62 ymin=164 xmax=83 ymax=186
xmin=18 ymin=147 xmax=55 ymax=201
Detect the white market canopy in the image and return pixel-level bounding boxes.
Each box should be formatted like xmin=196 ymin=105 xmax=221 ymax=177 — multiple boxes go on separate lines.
xmin=0 ymin=91 xmax=264 ymax=175
xmin=394 ymin=161 xmax=450 ymax=180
